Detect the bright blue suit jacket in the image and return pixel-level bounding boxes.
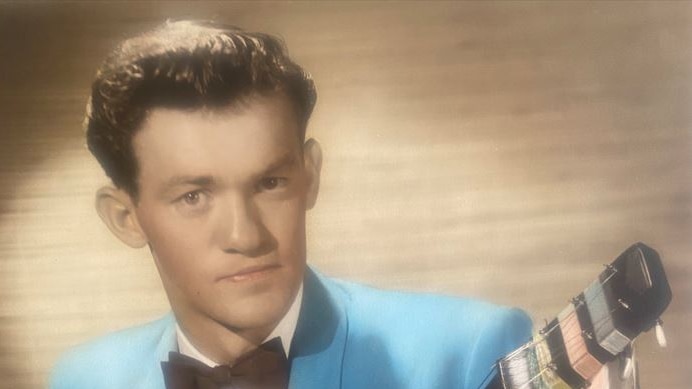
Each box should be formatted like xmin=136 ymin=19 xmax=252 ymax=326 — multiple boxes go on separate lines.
xmin=49 ymin=268 xmax=532 ymax=389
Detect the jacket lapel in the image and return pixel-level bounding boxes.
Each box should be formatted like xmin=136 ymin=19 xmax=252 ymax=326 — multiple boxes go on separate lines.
xmin=288 ymin=268 xmax=348 ymax=389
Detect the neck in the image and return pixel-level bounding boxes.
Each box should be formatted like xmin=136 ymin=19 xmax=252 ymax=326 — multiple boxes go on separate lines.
xmin=177 ymin=312 xmax=277 ymax=366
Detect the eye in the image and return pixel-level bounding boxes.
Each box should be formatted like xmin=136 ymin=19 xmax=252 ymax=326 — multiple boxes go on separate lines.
xmin=183 ymin=191 xmax=201 ymax=205
xmin=258 ymin=177 xmax=288 ymax=192
xmin=174 ymin=190 xmax=211 ymax=215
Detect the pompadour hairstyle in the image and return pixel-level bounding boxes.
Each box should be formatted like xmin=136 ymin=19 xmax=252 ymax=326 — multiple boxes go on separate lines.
xmin=85 ymin=20 xmax=317 ymax=198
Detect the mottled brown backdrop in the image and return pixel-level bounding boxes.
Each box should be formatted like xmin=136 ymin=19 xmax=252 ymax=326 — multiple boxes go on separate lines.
xmin=0 ymin=1 xmax=690 ymax=388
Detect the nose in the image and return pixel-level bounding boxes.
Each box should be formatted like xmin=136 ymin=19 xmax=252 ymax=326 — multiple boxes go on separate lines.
xmin=219 ymin=194 xmax=271 ymax=257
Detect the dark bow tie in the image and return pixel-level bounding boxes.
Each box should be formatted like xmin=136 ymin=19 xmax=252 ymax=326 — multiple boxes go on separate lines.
xmin=161 ymin=337 xmax=289 ymax=389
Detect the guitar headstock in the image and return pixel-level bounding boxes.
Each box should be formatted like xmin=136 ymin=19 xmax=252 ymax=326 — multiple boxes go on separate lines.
xmin=602 ymin=242 xmax=671 ymax=336
xmin=495 ymin=243 xmax=673 ymax=389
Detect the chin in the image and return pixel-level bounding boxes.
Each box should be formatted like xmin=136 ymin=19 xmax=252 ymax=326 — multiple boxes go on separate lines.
xmin=218 ymin=286 xmax=297 ymax=331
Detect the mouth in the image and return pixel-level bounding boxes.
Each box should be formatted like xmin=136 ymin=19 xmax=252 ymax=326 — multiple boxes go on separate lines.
xmin=217 ymin=264 xmax=281 ymax=283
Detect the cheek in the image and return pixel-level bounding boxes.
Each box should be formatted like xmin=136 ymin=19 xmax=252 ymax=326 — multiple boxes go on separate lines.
xmin=260 ymin=200 xmax=306 ymax=253
xmin=136 ymin=205 xmax=211 ymax=274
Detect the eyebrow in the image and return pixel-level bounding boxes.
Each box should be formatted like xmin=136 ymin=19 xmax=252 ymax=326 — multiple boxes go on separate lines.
xmin=161 ymin=175 xmax=216 ymax=194
xmin=259 ymin=152 xmax=298 ymax=176
xmin=159 ymin=152 xmax=298 ymax=193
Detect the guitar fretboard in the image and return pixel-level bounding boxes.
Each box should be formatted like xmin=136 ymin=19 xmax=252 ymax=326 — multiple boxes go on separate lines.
xmin=495 ymin=243 xmax=672 ymax=389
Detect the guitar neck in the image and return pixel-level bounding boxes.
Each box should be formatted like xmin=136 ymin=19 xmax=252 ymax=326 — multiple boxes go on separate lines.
xmin=494 ymin=243 xmax=672 ymax=389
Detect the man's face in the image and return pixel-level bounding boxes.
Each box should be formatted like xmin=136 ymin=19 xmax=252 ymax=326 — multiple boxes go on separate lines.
xmin=130 ymin=93 xmax=315 ymax=332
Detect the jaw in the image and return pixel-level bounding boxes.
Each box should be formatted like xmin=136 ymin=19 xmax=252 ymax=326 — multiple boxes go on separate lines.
xmin=159 ymin=260 xmax=305 ymax=365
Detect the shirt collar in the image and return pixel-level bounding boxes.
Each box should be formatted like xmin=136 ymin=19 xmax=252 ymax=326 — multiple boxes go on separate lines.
xmin=175 ymin=283 xmax=304 ymax=367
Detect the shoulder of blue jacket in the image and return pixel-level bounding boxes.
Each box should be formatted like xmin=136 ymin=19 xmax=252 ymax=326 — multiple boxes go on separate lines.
xmin=316 ymin=273 xmax=533 ymax=389
xmin=321 ymin=273 xmax=532 ymax=340
xmin=48 ymin=313 xmax=175 ymax=389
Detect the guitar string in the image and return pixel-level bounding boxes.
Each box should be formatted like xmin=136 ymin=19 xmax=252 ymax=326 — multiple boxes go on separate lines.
xmin=503 ymin=267 xmax=616 ymax=361
xmin=514 ymin=364 xmax=556 ymax=389
xmin=475 ymin=267 xmax=619 ymax=389
xmin=494 ymin=295 xmax=609 ymax=388
xmin=506 ymin=297 xmax=625 ymax=376
xmin=517 ymin=310 xmax=595 ymax=389
xmin=494 ymin=267 xmax=634 ymax=389
xmin=514 ymin=333 xmax=639 ymax=389
xmin=513 ymin=286 xmax=625 ymax=365
xmin=502 ymin=265 xmax=618 ymax=361
xmin=503 ymin=302 xmax=632 ymax=389
xmin=480 ymin=262 xmax=652 ymax=389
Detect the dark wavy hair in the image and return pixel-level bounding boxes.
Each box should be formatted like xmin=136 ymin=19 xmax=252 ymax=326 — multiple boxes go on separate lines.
xmin=85 ymin=20 xmax=317 ymax=198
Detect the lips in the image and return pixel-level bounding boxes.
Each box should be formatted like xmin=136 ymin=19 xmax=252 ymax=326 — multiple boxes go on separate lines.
xmin=217 ymin=264 xmax=281 ymax=282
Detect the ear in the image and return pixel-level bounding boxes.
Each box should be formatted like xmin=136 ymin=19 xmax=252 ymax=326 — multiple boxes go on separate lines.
xmin=95 ymin=186 xmax=148 ymax=248
xmin=303 ymin=138 xmax=323 ymax=210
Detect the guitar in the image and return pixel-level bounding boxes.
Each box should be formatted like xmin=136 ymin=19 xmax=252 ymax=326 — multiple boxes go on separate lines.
xmin=488 ymin=243 xmax=672 ymax=389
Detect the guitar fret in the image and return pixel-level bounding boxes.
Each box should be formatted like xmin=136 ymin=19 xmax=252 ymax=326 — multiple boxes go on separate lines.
xmin=544 ymin=318 xmax=588 ymax=389
xmin=574 ymin=293 xmax=613 ymax=364
xmin=534 ymin=337 xmax=571 ymax=389
xmin=557 ymin=304 xmax=602 ymax=381
xmin=584 ymin=280 xmax=631 ymax=355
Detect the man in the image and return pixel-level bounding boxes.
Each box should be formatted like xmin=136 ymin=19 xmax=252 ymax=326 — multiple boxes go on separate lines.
xmin=49 ymin=20 xmax=531 ymax=389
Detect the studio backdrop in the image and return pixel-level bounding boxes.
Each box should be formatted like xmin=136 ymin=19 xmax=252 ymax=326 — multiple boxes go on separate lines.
xmin=0 ymin=2 xmax=690 ymax=388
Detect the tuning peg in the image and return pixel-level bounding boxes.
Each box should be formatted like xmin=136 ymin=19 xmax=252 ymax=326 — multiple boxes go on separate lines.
xmin=620 ymin=343 xmax=634 ymax=381
xmin=655 ymin=319 xmax=667 ymax=348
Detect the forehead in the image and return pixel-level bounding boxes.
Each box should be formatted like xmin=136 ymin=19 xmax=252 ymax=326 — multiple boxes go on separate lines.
xmin=132 ymin=94 xmax=302 ymax=186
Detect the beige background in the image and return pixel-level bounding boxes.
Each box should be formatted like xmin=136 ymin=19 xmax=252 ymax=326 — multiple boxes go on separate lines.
xmin=0 ymin=1 xmax=690 ymax=388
